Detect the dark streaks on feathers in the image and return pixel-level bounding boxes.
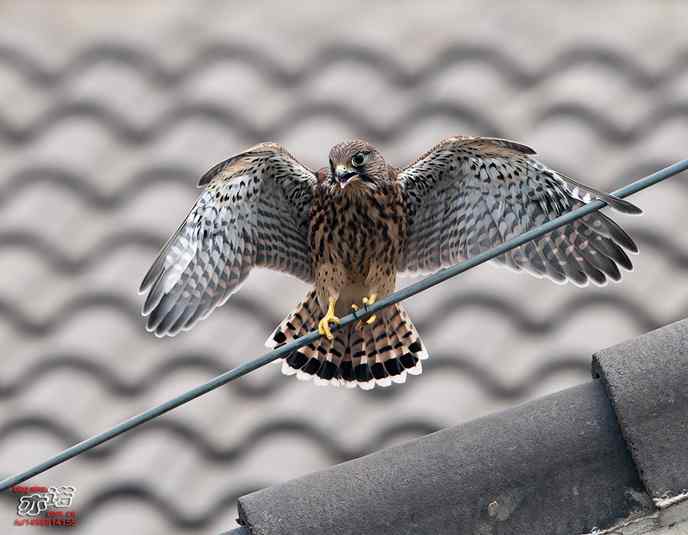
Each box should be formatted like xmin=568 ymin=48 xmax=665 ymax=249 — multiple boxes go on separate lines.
xmin=557 ymin=171 xmax=642 ymax=215
xmin=273 ymin=292 xmax=426 ymax=389
xmin=139 ymin=143 xmax=318 ymax=337
xmin=141 ymin=135 xmax=640 ymax=390
xmin=398 ymin=135 xmax=639 ymax=286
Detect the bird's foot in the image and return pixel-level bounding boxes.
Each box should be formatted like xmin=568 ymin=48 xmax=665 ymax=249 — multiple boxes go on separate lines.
xmin=318 ymin=297 xmax=340 ymax=340
xmin=362 ymin=293 xmax=378 ymax=325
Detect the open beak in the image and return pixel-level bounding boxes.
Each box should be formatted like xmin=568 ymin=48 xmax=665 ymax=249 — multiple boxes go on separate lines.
xmin=335 ymin=165 xmax=357 ymax=188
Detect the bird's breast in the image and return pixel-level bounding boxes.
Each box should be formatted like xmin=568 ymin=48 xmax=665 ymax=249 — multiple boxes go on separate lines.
xmin=310 ymin=188 xmax=405 ymax=280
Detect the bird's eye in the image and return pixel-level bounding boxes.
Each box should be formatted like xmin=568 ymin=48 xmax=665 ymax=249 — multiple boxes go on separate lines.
xmin=351 ymin=153 xmax=367 ymax=167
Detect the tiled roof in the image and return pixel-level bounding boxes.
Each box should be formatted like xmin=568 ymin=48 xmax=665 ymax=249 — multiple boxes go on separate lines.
xmin=0 ymin=2 xmax=687 ymax=533
xmin=235 ymin=319 xmax=688 ymax=535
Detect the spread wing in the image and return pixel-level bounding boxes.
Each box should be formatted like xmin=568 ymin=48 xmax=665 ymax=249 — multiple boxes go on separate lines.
xmin=397 ymin=136 xmax=641 ymax=285
xmin=139 ymin=143 xmax=317 ymax=337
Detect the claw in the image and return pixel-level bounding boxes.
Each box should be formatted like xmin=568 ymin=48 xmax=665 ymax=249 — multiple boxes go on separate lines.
xmin=362 ymin=293 xmax=377 ymax=325
xmin=318 ymin=297 xmax=340 ymax=340
xmin=351 ymin=304 xmax=364 ymax=331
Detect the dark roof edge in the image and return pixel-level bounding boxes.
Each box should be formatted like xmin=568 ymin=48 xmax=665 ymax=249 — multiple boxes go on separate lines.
xmin=593 ymin=317 xmax=688 ymax=502
xmin=236 ymin=380 xmax=650 ymax=535
xmin=230 ymin=318 xmax=688 ymax=535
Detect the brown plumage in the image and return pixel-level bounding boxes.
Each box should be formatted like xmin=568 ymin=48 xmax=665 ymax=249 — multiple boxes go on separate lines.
xmin=140 ymin=136 xmax=640 ymax=389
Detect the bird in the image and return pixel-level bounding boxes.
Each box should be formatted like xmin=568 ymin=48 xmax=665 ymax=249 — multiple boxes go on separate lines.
xmin=139 ymin=136 xmax=641 ymax=390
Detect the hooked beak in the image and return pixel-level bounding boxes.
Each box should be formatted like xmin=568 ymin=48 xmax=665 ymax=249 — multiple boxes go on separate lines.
xmin=335 ymin=165 xmax=357 ymax=188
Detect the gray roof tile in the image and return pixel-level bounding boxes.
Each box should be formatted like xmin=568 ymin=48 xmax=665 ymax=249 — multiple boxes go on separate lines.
xmin=594 ymin=318 xmax=688 ymax=501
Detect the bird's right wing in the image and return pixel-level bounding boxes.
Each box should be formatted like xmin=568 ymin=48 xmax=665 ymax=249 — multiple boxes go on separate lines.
xmin=139 ymin=143 xmax=317 ymax=337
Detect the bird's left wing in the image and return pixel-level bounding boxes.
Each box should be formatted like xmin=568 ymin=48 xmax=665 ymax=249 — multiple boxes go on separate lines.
xmin=139 ymin=143 xmax=317 ymax=337
xmin=397 ymin=136 xmax=641 ymax=285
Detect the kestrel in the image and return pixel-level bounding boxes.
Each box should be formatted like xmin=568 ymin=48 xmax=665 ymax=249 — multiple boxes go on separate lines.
xmin=139 ymin=137 xmax=640 ymax=389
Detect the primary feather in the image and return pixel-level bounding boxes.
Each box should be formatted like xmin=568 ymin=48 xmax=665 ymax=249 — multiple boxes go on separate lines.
xmin=397 ymin=136 xmax=640 ymax=285
xmin=139 ymin=143 xmax=317 ymax=337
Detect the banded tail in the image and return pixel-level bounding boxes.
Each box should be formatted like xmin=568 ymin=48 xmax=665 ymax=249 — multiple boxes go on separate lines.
xmin=266 ymin=290 xmax=428 ymax=389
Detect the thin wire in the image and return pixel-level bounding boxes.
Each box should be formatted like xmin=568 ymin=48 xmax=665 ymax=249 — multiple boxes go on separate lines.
xmin=1 ymin=159 xmax=687 ymax=492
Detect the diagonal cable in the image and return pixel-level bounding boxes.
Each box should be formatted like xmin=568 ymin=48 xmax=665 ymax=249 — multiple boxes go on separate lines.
xmin=1 ymin=159 xmax=687 ymax=491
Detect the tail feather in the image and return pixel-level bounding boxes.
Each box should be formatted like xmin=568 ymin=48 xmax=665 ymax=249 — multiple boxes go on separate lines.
xmin=313 ymin=334 xmax=341 ymax=387
xmin=369 ymin=318 xmax=392 ymax=388
xmin=267 ymin=291 xmax=427 ymax=389
xmin=386 ymin=325 xmax=408 ymax=385
xmin=352 ymin=328 xmax=375 ymax=390
xmin=340 ymin=342 xmax=356 ymax=389
xmin=394 ymin=306 xmax=426 ymax=376
xmin=379 ymin=307 xmax=414 ymax=384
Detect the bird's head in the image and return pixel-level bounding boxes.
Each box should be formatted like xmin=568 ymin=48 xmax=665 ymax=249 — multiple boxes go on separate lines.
xmin=327 ymin=139 xmax=388 ymax=192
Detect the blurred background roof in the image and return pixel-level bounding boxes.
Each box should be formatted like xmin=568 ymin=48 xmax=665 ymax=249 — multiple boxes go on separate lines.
xmin=0 ymin=1 xmax=687 ymax=533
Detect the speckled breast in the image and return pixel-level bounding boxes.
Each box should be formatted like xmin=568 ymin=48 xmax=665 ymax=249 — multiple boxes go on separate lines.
xmin=309 ymin=184 xmax=406 ymax=282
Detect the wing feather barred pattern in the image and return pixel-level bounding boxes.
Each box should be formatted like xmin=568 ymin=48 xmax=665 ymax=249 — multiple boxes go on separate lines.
xmin=397 ymin=136 xmax=641 ymax=285
xmin=139 ymin=143 xmax=317 ymax=337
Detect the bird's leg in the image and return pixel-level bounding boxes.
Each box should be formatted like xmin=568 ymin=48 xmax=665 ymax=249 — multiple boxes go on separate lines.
xmin=318 ymin=296 xmax=341 ymax=340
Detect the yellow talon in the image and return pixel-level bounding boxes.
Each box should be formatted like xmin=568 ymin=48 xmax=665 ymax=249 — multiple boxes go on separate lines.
xmin=318 ymin=296 xmax=340 ymax=340
xmin=362 ymin=293 xmax=377 ymax=325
